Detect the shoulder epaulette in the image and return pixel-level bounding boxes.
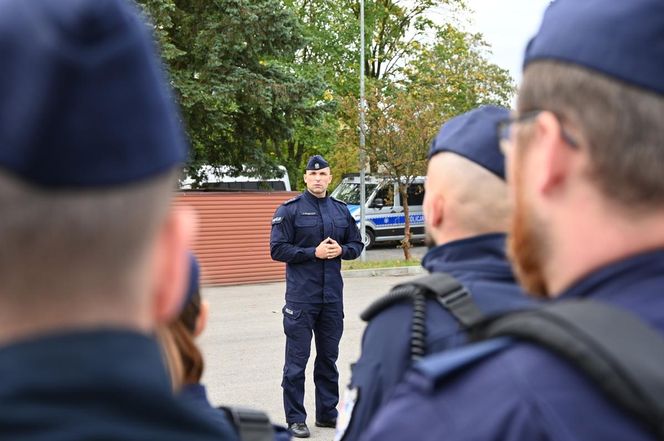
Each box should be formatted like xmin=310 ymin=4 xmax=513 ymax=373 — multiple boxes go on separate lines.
xmin=283 ymin=195 xmax=302 ymax=205
xmin=330 ymin=196 xmax=347 ymax=205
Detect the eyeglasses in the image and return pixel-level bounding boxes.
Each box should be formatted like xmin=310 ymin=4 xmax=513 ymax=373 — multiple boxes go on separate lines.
xmin=497 ymin=110 xmax=579 ymax=152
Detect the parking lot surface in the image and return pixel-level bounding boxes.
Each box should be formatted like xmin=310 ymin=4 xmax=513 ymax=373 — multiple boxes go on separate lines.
xmin=199 ymin=273 xmax=419 ymax=441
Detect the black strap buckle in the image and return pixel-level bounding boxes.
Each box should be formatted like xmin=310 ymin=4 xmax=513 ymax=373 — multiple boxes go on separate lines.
xmin=220 ymin=406 xmax=274 ymax=441
xmin=434 ymin=286 xmax=484 ymax=327
xmin=438 ymin=287 xmax=471 ymax=307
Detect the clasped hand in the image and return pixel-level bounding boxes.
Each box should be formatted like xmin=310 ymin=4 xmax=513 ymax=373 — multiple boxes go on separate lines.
xmin=315 ymin=237 xmax=342 ymax=260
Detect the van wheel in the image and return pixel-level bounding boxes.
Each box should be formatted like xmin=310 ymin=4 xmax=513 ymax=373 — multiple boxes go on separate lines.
xmin=363 ymin=229 xmax=375 ymax=249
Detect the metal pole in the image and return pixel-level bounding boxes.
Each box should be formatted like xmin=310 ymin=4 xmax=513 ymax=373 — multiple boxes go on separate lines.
xmin=359 ymin=0 xmax=367 ymax=261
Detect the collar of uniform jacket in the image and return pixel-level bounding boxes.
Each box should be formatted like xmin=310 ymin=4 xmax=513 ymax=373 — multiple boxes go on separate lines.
xmin=302 ymin=190 xmax=329 ymax=204
xmin=556 ymin=248 xmax=664 ymax=317
xmin=422 ymin=233 xmax=511 ymax=276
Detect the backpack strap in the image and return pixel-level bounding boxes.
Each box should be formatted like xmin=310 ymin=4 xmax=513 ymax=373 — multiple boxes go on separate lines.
xmin=361 ymin=273 xmax=484 ymax=326
xmin=218 ymin=406 xmax=274 ymax=441
xmin=407 ymin=273 xmax=484 ymax=327
xmin=474 ymin=300 xmax=664 ymax=439
xmin=361 ymin=273 xmax=485 ymax=361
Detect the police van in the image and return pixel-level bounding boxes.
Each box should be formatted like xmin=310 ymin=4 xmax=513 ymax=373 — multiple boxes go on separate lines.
xmin=330 ymin=174 xmax=426 ymax=248
xmin=180 ymin=165 xmax=291 ymax=191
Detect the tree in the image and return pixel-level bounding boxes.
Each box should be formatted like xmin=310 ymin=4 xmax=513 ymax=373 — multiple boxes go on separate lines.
xmin=401 ymin=24 xmax=514 ymax=113
xmin=370 ymin=89 xmax=438 ymax=259
xmin=137 ymin=0 xmax=335 ymax=186
xmin=335 ymin=86 xmax=436 ymax=259
xmin=334 ymin=23 xmax=514 ymax=259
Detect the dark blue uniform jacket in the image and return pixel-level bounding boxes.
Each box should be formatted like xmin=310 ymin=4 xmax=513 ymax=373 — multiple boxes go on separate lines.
xmin=180 ymin=383 xmax=292 ymax=441
xmin=342 ymin=234 xmax=532 ymax=441
xmin=361 ymin=250 xmax=664 ymax=441
xmin=270 ymin=191 xmax=364 ymax=303
xmin=0 ymin=330 xmax=232 ymax=441
xmin=179 ymin=384 xmax=240 ymax=441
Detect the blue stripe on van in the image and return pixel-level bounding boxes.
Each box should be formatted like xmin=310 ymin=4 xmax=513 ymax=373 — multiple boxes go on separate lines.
xmin=353 ymin=213 xmax=425 ymax=226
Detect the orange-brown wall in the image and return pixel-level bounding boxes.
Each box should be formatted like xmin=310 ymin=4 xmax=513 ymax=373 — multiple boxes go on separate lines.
xmin=175 ymin=191 xmax=299 ymax=286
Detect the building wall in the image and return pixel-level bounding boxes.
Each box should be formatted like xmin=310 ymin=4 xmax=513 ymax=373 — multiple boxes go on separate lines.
xmin=175 ymin=191 xmax=298 ymax=286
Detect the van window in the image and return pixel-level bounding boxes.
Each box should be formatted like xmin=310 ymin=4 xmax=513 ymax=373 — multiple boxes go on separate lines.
xmin=198 ymin=180 xmax=287 ymax=191
xmin=373 ymin=183 xmax=395 ymax=207
xmin=406 ymin=183 xmax=425 ymax=206
xmin=332 ymin=183 xmax=378 ymax=205
xmin=180 ymin=165 xmax=291 ymax=191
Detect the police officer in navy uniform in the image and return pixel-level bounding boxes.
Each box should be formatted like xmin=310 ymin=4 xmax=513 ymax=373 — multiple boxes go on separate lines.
xmin=336 ymin=106 xmax=533 ymax=441
xmin=271 ymin=155 xmax=364 ymax=438
xmin=361 ymin=1 xmax=664 ymax=440
xmin=0 ymin=1 xmax=234 ymax=440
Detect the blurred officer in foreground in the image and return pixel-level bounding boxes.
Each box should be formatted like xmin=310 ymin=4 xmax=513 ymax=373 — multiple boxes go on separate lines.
xmin=0 ymin=0 xmax=232 ymax=440
xmin=270 ymin=156 xmax=364 ymax=438
xmin=361 ymin=1 xmax=664 ymax=440
xmin=159 ymin=255 xmax=291 ymax=441
xmin=336 ymin=106 xmax=533 ymax=441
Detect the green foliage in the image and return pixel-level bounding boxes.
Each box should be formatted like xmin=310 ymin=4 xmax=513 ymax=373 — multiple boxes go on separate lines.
xmin=330 ymin=18 xmax=513 ymax=259
xmin=137 ymin=0 xmax=335 ymax=186
xmin=402 ymin=24 xmax=514 ymax=112
xmin=342 ymin=257 xmax=421 ymax=271
xmin=137 ymin=0 xmax=513 ymax=197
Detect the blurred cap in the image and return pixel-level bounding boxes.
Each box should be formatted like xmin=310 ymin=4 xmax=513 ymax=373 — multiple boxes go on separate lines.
xmin=0 ymin=0 xmax=188 ymax=188
xmin=429 ymin=105 xmax=509 ymax=180
xmin=524 ymin=0 xmax=664 ymax=95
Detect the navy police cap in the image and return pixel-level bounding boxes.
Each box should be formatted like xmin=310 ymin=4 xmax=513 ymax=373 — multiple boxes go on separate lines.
xmin=0 ymin=0 xmax=188 ymax=188
xmin=428 ymin=106 xmax=509 ymax=180
xmin=524 ymin=0 xmax=664 ymax=95
xmin=306 ymin=155 xmax=329 ymax=171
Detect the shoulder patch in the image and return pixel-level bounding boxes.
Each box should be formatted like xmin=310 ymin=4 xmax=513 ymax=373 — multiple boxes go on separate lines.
xmin=272 ymin=216 xmax=284 ymax=225
xmin=284 ymin=195 xmax=302 ymax=205
xmin=330 ymin=196 xmax=347 ymax=205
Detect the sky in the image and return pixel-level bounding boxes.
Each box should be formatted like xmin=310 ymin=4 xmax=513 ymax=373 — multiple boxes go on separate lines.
xmin=461 ymin=0 xmax=552 ymax=84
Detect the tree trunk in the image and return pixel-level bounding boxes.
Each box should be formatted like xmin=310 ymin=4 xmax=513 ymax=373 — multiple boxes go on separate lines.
xmin=399 ymin=182 xmax=412 ymax=260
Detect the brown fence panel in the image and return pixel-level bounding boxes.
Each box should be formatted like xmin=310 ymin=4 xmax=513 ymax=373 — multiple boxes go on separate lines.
xmin=175 ymin=191 xmax=299 ymax=286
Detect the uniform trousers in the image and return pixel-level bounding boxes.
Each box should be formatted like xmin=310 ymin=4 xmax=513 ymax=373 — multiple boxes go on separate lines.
xmin=282 ymin=301 xmax=343 ymax=424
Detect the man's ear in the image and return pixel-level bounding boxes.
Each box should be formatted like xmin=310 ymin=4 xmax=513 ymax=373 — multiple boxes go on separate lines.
xmin=424 ymin=192 xmax=444 ymax=230
xmin=534 ymin=112 xmax=576 ymax=196
xmin=151 ymin=205 xmax=198 ymax=325
xmin=194 ymin=299 xmax=209 ymax=338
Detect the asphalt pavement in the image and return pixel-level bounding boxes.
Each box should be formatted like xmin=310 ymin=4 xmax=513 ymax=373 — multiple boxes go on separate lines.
xmin=199 ymin=273 xmax=420 ymax=441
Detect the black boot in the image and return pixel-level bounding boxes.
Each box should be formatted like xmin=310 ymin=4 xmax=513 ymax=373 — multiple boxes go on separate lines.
xmin=288 ymin=422 xmax=310 ymax=438
xmin=315 ymin=419 xmax=337 ymax=428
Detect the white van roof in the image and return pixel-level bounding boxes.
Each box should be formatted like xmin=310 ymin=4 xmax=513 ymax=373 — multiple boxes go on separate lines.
xmin=180 ymin=165 xmax=291 ymax=191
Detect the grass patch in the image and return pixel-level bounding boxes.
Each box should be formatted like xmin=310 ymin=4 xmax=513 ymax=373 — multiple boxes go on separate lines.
xmin=342 ymin=258 xmax=421 ymax=271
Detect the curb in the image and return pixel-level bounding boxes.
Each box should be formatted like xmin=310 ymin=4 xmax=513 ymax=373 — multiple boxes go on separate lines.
xmin=342 ymin=266 xmax=425 ymax=278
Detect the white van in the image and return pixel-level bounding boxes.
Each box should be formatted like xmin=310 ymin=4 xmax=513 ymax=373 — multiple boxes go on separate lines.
xmin=180 ymin=165 xmax=291 ymax=191
xmin=330 ymin=174 xmax=426 ymax=248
